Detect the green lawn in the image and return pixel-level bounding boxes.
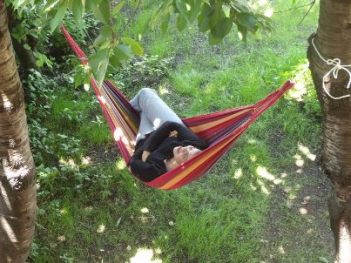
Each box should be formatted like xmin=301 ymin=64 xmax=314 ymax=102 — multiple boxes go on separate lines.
xmin=29 ymin=1 xmax=334 ymax=262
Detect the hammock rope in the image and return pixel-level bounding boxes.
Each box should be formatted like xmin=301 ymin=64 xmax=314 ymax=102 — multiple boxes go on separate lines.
xmin=61 ymin=26 xmax=294 ymax=190
xmin=311 ymin=37 xmax=351 ymax=100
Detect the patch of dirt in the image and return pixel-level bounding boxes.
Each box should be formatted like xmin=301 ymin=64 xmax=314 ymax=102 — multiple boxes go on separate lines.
xmin=88 ymin=143 xmax=120 ymax=164
xmin=260 ymin=130 xmax=335 ymax=262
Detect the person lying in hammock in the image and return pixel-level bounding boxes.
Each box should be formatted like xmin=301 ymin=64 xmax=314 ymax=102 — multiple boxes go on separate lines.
xmin=129 ymin=88 xmax=208 ymax=182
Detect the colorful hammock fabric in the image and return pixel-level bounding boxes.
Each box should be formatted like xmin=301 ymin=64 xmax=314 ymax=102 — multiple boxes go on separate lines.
xmin=61 ymin=26 xmax=294 ymax=190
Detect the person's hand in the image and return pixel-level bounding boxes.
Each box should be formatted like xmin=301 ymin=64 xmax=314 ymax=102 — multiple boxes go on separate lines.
xmin=142 ymin=151 xmax=150 ymax=162
xmin=169 ymin=130 xmax=178 ymax=137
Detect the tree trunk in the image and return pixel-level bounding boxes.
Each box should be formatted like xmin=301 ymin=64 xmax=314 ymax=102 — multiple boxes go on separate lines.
xmin=0 ymin=1 xmax=36 ymax=262
xmin=307 ymin=0 xmax=351 ymax=261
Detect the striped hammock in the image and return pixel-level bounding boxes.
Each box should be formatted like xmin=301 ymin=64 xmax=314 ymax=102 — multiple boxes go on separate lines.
xmin=61 ymin=26 xmax=294 ymax=190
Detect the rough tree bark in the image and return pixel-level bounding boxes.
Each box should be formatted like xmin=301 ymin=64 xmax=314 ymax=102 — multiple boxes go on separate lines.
xmin=307 ymin=0 xmax=351 ymax=261
xmin=0 ymin=1 xmax=36 ymax=262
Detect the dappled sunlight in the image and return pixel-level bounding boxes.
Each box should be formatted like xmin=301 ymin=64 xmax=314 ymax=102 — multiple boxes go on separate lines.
xmin=114 ymin=127 xmax=125 ymax=142
xmin=302 ymin=195 xmax=311 ymax=204
xmin=153 ymin=118 xmax=161 ymax=129
xmin=97 ymin=224 xmax=106 ymax=233
xmin=60 ymin=208 xmax=68 ymax=215
xmin=138 ymin=207 xmax=155 ymax=224
xmin=256 ymin=166 xmax=282 ymax=185
xmin=306 ymin=229 xmax=313 ymax=235
xmin=339 ymin=220 xmax=351 ymax=261
xmin=0 ymin=216 xmax=18 ymax=244
xmin=264 ymin=8 xmax=274 ymax=18
xmin=84 ymin=206 xmax=93 ymax=213
xmin=294 ymin=154 xmax=305 ymax=168
xmin=98 ymin=95 xmax=107 ymax=105
xmin=249 ymin=0 xmax=273 ymax=18
xmin=140 ymin=207 xmax=149 ymax=214
xmin=298 ymin=143 xmax=316 ymax=161
xmin=278 ymin=245 xmax=285 ymax=255
xmin=57 ymin=235 xmax=66 ymax=243
xmin=59 ymin=157 xmax=78 ymax=169
xmin=129 ymin=248 xmax=162 ymax=263
xmin=287 ymin=62 xmax=309 ymax=102
xmin=116 ymin=159 xmax=127 ymax=170
xmin=299 ymin=207 xmax=308 ymax=215
xmin=81 ymin=156 xmax=92 ymax=165
xmin=0 ymin=92 xmax=13 ymax=112
xmin=83 ymin=83 xmax=90 ymax=91
xmin=257 ymin=179 xmax=270 ymax=195
xmin=289 ymin=142 xmax=317 ymax=174
xmin=3 ymin=151 xmax=30 ymax=188
xmin=0 ymin=183 xmax=12 ymax=211
xmin=250 ymin=155 xmax=257 ymax=162
xmin=233 ymin=168 xmax=243 ymax=179
xmin=289 ymin=81 xmax=307 ymax=102
xmin=248 ymin=138 xmax=257 ymax=144
xmin=158 ymin=85 xmax=170 ymax=95
xmin=258 ymin=0 xmax=268 ymax=5
xmin=114 ymin=128 xmax=133 ymax=152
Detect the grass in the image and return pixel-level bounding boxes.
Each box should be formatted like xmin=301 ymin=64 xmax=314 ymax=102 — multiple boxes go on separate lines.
xmin=29 ymin=0 xmax=334 ymax=262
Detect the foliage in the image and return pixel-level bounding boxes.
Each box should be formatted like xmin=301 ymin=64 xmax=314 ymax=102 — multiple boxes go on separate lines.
xmin=25 ymin=70 xmax=86 ymax=164
xmin=8 ymin=2 xmax=54 ymax=69
xmin=7 ymin=0 xmax=272 ymax=88
xmin=152 ymin=0 xmax=272 ymax=43
xmin=112 ymin=55 xmax=173 ymax=91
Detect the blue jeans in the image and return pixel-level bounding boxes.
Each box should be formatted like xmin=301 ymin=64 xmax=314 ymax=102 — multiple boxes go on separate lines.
xmin=130 ymin=88 xmax=185 ymax=142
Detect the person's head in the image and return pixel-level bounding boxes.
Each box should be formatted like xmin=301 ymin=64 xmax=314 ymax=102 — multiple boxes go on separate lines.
xmin=166 ymin=145 xmax=201 ymax=171
xmin=173 ymin=145 xmax=201 ymax=163
xmin=165 ymin=145 xmax=202 ymax=171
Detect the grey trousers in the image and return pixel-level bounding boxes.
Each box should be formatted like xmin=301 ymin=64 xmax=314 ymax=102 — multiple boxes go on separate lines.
xmin=130 ymin=88 xmax=185 ymax=142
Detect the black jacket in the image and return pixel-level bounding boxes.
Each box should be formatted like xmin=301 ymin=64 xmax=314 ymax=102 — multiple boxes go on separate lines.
xmin=129 ymin=121 xmax=208 ymax=182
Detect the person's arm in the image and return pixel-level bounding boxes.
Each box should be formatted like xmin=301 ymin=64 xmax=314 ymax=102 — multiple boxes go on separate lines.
xmin=142 ymin=121 xmax=208 ymax=151
xmin=129 ymin=157 xmax=163 ymax=182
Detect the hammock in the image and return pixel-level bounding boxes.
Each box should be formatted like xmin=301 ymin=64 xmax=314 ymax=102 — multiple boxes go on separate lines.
xmin=61 ymin=26 xmax=294 ymax=190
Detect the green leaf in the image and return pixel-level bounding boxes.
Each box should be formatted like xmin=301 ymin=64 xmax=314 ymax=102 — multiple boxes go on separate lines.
xmin=12 ymin=0 xmax=28 ymax=9
xmin=175 ymin=0 xmax=188 ymax=15
xmin=49 ymin=2 xmax=68 ymax=33
xmin=149 ymin=0 xmax=173 ymax=30
xmin=210 ymin=17 xmax=232 ymax=39
xmin=208 ymin=32 xmax=222 ymax=45
xmin=318 ymin=257 xmax=329 ymax=263
xmin=161 ymin=13 xmax=170 ymax=34
xmin=44 ymin=0 xmax=61 ymax=12
xmin=112 ymin=0 xmax=125 ymax=15
xmin=176 ymin=14 xmax=187 ymax=31
xmin=237 ymin=25 xmax=248 ymax=41
xmin=89 ymin=48 xmax=110 ymax=87
xmin=209 ymin=3 xmax=224 ymax=28
xmin=72 ymin=0 xmax=85 ymax=25
xmin=94 ymin=26 xmax=113 ymax=47
xmin=122 ymin=37 xmax=144 ymax=56
xmin=198 ymin=3 xmax=212 ymax=32
xmin=231 ymin=1 xmax=251 ymax=13
xmin=237 ymin=12 xmax=258 ymax=33
xmin=86 ymin=0 xmax=102 ymax=10
xmin=187 ymin=0 xmax=202 ymax=23
xmin=110 ymin=45 xmax=133 ymax=67
xmin=91 ymin=0 xmax=111 ymax=24
xmin=23 ymin=43 xmax=31 ymax=50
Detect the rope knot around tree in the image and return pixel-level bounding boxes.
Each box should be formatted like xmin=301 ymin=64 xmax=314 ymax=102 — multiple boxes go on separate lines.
xmin=312 ymin=37 xmax=351 ymax=100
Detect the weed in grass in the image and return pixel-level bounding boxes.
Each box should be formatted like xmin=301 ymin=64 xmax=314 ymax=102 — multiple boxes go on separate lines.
xmin=79 ymin=118 xmax=111 ymax=146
